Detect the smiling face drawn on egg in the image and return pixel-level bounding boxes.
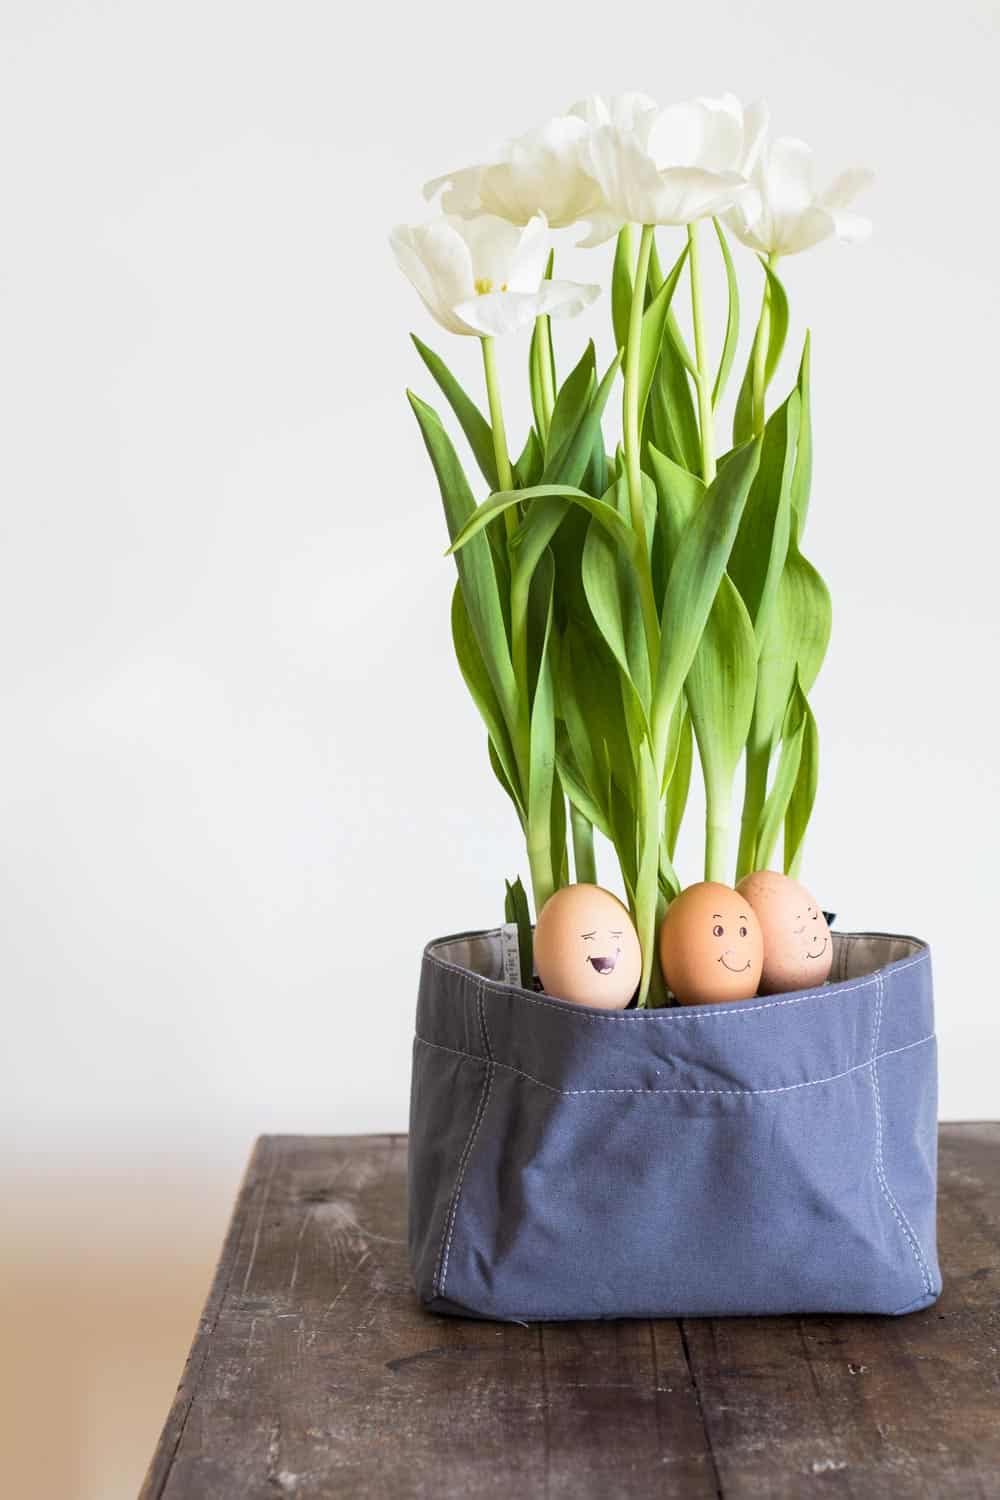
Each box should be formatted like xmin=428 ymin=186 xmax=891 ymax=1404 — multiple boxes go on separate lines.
xmin=737 ymin=871 xmax=834 ymax=995
xmin=711 ymin=909 xmax=756 ymax=973
xmin=658 ymin=882 xmax=765 ymax=1006
xmin=796 ymin=903 xmax=830 ymax=961
xmin=580 ymin=927 xmax=623 ymax=976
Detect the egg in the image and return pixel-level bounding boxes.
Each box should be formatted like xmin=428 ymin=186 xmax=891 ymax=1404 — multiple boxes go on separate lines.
xmin=533 ymin=884 xmax=642 ymax=1009
xmin=736 ymin=871 xmax=833 ymax=994
xmin=658 ymin=882 xmax=764 ymax=1006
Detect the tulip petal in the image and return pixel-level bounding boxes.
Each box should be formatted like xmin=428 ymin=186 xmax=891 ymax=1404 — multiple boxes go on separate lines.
xmin=423 ymin=164 xmax=485 ymax=216
xmin=650 ymin=166 xmax=756 ymax=224
xmin=819 ymin=167 xmax=875 ymax=211
xmin=390 ymin=222 xmax=478 ymax=336
xmin=538 ymin=279 xmax=602 ymax=320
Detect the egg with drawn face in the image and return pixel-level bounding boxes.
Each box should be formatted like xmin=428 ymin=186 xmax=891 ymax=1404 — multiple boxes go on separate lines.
xmin=737 ymin=871 xmax=833 ymax=994
xmin=658 ymin=882 xmax=764 ymax=1006
xmin=533 ymin=884 xmax=642 ymax=1009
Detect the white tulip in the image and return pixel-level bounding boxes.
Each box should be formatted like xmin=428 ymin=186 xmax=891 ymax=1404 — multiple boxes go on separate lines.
xmin=423 ymin=117 xmax=604 ymax=229
xmin=572 ymin=91 xmax=766 ymax=246
xmin=389 ymin=213 xmax=600 ymax=338
xmin=725 ymin=137 xmax=874 ymax=256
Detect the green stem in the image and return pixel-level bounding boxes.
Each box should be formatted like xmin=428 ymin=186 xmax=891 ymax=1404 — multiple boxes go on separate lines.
xmin=569 ymin=804 xmax=597 ymax=885
xmin=482 ymin=337 xmax=548 ymax=911
xmin=736 ymin=743 xmax=769 ymax=883
xmin=751 ymin=253 xmax=778 ymax=436
xmin=527 ymin=830 xmax=555 ymax=916
xmin=538 ymin=315 xmax=556 ymax=433
xmin=622 ymin=224 xmax=661 ymax=665
xmin=705 ymin=806 xmax=730 ymax=884
xmin=687 ymin=221 xmax=717 ymax=485
xmin=481 ymin=335 xmax=516 ymax=538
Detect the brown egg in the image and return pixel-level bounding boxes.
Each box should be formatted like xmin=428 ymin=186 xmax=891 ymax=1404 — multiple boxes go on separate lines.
xmin=658 ymin=882 xmax=763 ymax=1006
xmin=737 ymin=871 xmax=833 ymax=994
xmin=533 ymin=884 xmax=641 ymax=1009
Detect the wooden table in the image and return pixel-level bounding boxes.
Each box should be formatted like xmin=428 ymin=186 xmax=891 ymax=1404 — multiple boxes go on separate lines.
xmin=142 ymin=1125 xmax=1000 ymax=1498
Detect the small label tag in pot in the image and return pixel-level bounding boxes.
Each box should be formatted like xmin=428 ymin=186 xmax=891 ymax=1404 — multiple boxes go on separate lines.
xmin=500 ymin=923 xmax=521 ymax=987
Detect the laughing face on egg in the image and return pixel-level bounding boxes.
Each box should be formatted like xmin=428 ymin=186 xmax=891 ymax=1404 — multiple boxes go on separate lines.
xmin=533 ymin=884 xmax=642 ymax=1009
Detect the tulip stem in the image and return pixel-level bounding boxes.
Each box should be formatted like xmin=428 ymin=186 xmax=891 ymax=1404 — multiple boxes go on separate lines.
xmin=537 ymin=315 xmax=556 ymax=432
xmin=570 ymin=803 xmax=597 ymax=885
xmin=481 ymin=336 xmax=516 ymax=539
xmin=622 ymin=223 xmax=661 ymax=666
xmin=687 ymin=221 xmax=717 ymax=485
xmin=751 ymin=253 xmax=778 ymax=436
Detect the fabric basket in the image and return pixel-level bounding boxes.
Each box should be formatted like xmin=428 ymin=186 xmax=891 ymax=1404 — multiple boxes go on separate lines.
xmin=408 ymin=928 xmax=941 ymax=1321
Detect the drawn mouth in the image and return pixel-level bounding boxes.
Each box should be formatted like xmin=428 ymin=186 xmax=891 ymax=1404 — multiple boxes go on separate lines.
xmin=807 ymin=936 xmax=829 ymax=960
xmin=717 ymin=956 xmax=751 ymax=973
xmin=587 ymin=955 xmax=618 ymax=975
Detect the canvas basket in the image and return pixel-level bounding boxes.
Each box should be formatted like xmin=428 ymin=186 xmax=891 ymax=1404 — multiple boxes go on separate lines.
xmin=407 ymin=928 xmax=941 ymax=1321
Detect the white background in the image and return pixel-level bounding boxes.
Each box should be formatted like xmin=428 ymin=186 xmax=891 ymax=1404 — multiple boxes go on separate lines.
xmin=2 ymin=1 xmax=998 ymax=1495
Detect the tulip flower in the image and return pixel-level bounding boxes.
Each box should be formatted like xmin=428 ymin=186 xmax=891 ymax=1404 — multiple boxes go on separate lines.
xmin=389 ymin=213 xmax=599 ymax=338
xmin=573 ymin=91 xmax=766 ymax=246
xmin=725 ymin=137 xmax=874 ymax=256
xmin=423 ymin=117 xmax=605 ymax=230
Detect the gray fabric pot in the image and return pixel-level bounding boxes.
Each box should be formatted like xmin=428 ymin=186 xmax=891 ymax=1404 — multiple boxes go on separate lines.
xmin=408 ymin=928 xmax=941 ymax=1321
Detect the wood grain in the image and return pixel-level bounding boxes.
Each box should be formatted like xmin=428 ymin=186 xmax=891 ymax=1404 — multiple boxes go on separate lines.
xmin=141 ymin=1126 xmax=1000 ymax=1499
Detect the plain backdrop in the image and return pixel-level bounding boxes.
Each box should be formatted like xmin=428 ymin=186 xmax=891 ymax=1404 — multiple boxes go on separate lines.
xmin=2 ymin=1 xmax=998 ymax=1495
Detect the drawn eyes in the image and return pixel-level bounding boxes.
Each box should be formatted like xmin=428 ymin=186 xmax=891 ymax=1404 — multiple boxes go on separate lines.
xmin=581 ymin=929 xmax=623 ymax=941
xmin=739 ymin=925 xmax=748 ymax=937
xmin=713 ymin=924 xmax=724 ymax=937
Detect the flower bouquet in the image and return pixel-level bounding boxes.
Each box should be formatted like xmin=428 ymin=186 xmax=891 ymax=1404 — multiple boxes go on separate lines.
xmin=396 ymin=92 xmax=940 ymax=1322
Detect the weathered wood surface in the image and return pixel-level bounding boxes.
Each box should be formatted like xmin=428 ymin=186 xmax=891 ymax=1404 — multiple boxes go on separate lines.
xmin=141 ymin=1126 xmax=1000 ymax=1499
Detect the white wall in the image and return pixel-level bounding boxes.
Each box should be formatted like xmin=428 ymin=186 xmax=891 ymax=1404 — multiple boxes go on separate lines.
xmin=1 ymin=2 xmax=998 ymax=1491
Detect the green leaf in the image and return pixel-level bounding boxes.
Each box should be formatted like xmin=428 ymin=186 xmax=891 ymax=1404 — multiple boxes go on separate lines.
xmin=686 ymin=575 xmax=758 ymax=799
xmin=555 ymin=727 xmax=613 ymax=843
xmin=612 ymin=227 xmax=633 ymax=354
xmin=504 ymin=875 xmax=534 ymax=987
xmin=634 ymin=738 xmax=662 ymax=1005
xmin=529 ymin=319 xmax=548 ymax=440
xmin=489 ymin=736 xmax=522 ymax=823
xmin=550 ymin=779 xmax=569 ymax=890
xmin=448 ymin=479 xmax=644 ymax=581
xmin=545 ymin=342 xmax=596 ymax=471
xmin=648 ymin=446 xmax=704 ymax=561
xmin=784 ymin=691 xmax=819 ymax=878
xmin=733 ymin=259 xmax=791 ymax=445
xmin=409 ymin=391 xmax=517 ymax=724
xmin=638 ymin=243 xmax=689 ymax=434
xmin=513 ymin=426 xmax=543 ymax=489
xmin=647 ymin=335 xmax=701 ymax=474
xmin=649 ymin=437 xmax=763 ymax=765
xmin=790 ymin=332 xmax=813 ymax=536
xmin=711 ymin=219 xmax=740 ymax=409
xmin=541 ymin=349 xmax=623 ymax=487
xmin=410 ymin=334 xmax=498 ymax=492
xmin=755 ymin=678 xmax=809 ymax=869
xmin=528 ymin=555 xmax=557 ymax=903
xmin=727 ymin=390 xmax=799 ymax=647
xmin=452 ymin=585 xmax=524 ymax=824
xmin=581 ymin=491 xmax=652 ymax=724
xmin=664 ymin=706 xmax=693 ymax=859
xmin=556 ymin=620 xmax=637 ymax=828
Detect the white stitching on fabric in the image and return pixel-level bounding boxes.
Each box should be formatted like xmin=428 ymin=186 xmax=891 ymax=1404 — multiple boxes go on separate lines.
xmin=479 ymin=979 xmax=494 ymax=1062
xmin=424 ymin=946 xmax=928 ymax=1022
xmin=434 ymin=980 xmax=495 ymax=1298
xmin=414 ymin=1031 xmax=935 ymax=1098
xmin=869 ymin=972 xmax=933 ymax=1297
